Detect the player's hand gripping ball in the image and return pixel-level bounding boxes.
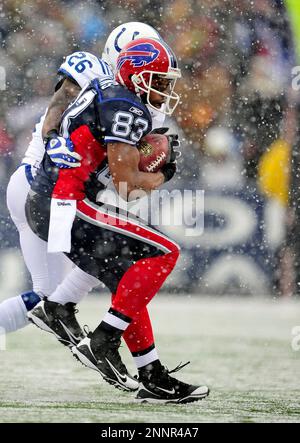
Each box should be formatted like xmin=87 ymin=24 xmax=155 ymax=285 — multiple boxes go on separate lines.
xmin=138 ymin=133 xmax=170 ymax=173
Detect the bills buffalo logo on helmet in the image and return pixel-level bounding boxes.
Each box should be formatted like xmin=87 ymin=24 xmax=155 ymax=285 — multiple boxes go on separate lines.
xmin=116 ymin=43 xmax=160 ymax=71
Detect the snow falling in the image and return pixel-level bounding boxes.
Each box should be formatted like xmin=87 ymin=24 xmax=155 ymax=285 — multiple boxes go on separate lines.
xmin=1 ymin=0 xmax=300 ymax=425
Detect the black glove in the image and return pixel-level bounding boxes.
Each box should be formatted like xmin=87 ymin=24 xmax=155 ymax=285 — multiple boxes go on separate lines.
xmin=168 ymin=134 xmax=181 ymax=162
xmin=150 ymin=127 xmax=169 ymax=135
xmin=161 ymin=162 xmax=177 ymax=183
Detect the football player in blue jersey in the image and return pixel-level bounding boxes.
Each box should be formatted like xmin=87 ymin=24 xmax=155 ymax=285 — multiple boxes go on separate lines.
xmin=25 ymin=37 xmax=209 ymax=404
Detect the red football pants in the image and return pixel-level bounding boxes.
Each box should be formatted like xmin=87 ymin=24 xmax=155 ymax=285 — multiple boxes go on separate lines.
xmin=111 ymin=249 xmax=179 ymax=353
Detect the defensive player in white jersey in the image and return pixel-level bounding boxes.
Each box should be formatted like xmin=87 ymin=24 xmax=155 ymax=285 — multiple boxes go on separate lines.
xmin=0 ymin=22 xmax=162 ymax=334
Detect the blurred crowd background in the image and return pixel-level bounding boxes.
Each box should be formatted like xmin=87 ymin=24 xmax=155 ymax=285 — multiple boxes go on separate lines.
xmin=1 ymin=0 xmax=300 ymax=296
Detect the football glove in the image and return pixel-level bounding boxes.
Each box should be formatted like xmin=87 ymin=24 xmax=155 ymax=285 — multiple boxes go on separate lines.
xmin=168 ymin=134 xmax=181 ymax=162
xmin=150 ymin=127 xmax=169 ymax=135
xmin=44 ymin=130 xmax=82 ymax=168
xmin=151 ymin=128 xmax=181 ymax=162
xmin=150 ymin=128 xmax=181 ymax=182
xmin=161 ymin=162 xmax=177 ymax=182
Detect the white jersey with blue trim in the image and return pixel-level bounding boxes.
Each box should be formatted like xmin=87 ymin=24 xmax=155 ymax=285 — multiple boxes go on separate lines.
xmin=22 ymin=52 xmax=113 ymax=166
xmin=22 ymin=111 xmax=48 ymax=166
xmin=58 ymin=51 xmax=113 ymax=89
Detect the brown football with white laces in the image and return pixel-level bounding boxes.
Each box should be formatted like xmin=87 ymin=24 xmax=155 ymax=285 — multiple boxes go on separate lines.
xmin=138 ymin=133 xmax=169 ymax=173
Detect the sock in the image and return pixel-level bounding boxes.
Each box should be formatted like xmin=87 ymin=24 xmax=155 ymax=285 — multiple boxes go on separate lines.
xmin=132 ymin=344 xmax=159 ymax=369
xmin=111 ymin=293 xmax=158 ymax=369
xmin=138 ymin=359 xmax=161 ymax=375
xmin=48 ymin=266 xmax=99 ymax=305
xmin=0 ymin=291 xmax=40 ymax=333
xmin=110 ymin=293 xmax=158 ymax=368
xmin=21 ymin=291 xmax=42 ymax=310
xmin=91 ymin=308 xmax=132 ymax=351
xmin=98 ymin=308 xmax=132 ymax=334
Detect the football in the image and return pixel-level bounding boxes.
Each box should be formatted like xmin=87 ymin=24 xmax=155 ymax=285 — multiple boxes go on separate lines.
xmin=138 ymin=133 xmax=169 ymax=173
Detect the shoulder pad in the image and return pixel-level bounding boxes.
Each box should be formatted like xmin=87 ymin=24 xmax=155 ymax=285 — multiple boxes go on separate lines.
xmin=96 ymin=84 xmax=152 ymax=145
xmin=58 ymin=52 xmax=113 ymax=89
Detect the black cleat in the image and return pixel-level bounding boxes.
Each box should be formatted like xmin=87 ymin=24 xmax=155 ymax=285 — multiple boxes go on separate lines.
xmin=27 ymin=300 xmax=85 ymax=347
xmin=72 ymin=334 xmax=139 ymax=392
xmin=136 ymin=361 xmax=209 ymax=404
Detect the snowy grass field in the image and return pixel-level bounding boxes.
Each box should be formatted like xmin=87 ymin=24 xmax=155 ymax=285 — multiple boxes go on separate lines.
xmin=1 ymin=295 xmax=300 ymax=423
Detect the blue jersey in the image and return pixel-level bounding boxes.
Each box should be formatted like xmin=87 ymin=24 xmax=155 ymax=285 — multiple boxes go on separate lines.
xmin=32 ymin=77 xmax=152 ymax=199
xmin=60 ymin=77 xmax=152 ymax=145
